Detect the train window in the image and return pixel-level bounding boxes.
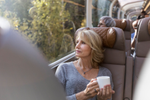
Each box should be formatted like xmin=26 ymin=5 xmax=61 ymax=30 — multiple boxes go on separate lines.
xmin=112 ymin=2 xmax=119 ymax=19
xmin=130 ymin=15 xmax=138 ymax=21
xmin=92 ymin=0 xmax=112 ymax=27
xmin=0 ymin=0 xmax=86 ymax=63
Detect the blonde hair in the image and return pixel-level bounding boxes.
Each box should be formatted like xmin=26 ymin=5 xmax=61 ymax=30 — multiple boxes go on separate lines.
xmin=75 ymin=29 xmax=104 ymax=68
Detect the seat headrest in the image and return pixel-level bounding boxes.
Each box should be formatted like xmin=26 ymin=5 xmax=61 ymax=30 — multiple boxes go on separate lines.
xmin=138 ymin=17 xmax=150 ymax=42
xmin=114 ymin=19 xmax=127 ymax=31
xmin=75 ymin=27 xmax=125 ymax=50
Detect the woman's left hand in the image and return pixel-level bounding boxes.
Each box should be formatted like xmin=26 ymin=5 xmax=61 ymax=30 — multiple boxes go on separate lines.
xmin=97 ymin=84 xmax=115 ymax=100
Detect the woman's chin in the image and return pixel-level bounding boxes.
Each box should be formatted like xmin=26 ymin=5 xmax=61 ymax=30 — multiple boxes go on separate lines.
xmin=75 ymin=54 xmax=81 ymax=58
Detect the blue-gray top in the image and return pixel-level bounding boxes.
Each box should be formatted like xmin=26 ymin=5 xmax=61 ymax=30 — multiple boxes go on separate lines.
xmin=55 ymin=62 xmax=114 ymax=100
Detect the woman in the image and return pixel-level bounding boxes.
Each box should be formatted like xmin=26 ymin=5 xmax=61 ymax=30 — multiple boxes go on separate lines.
xmin=97 ymin=16 xmax=116 ymax=27
xmin=55 ymin=29 xmax=115 ymax=100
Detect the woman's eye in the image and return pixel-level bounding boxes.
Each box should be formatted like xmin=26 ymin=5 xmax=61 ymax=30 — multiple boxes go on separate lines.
xmin=76 ymin=41 xmax=79 ymax=44
xmin=82 ymin=41 xmax=86 ymax=44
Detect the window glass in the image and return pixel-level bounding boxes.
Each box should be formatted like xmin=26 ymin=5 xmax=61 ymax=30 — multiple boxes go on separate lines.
xmin=112 ymin=2 xmax=119 ymax=19
xmin=92 ymin=0 xmax=112 ymax=27
xmin=130 ymin=15 xmax=138 ymax=21
xmin=0 ymin=0 xmax=86 ymax=63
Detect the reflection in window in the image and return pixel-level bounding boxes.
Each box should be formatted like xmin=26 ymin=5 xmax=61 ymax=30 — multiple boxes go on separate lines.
xmin=0 ymin=0 xmax=86 ymax=63
xmin=92 ymin=0 xmax=112 ymax=27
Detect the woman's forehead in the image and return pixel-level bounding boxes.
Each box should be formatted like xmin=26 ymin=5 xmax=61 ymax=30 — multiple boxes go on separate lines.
xmin=76 ymin=33 xmax=88 ymax=41
xmin=100 ymin=19 xmax=104 ymax=23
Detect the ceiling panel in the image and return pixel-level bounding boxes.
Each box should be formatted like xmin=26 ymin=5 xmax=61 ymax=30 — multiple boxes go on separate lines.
xmin=122 ymin=1 xmax=144 ymax=11
xmin=118 ymin=0 xmax=144 ymax=7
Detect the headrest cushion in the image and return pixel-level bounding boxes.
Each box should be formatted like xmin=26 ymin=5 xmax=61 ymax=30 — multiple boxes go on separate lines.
xmin=75 ymin=27 xmax=116 ymax=48
xmin=114 ymin=19 xmax=127 ymax=30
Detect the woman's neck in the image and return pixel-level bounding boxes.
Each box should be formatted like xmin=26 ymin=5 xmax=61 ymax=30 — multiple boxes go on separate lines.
xmin=78 ymin=58 xmax=92 ymax=69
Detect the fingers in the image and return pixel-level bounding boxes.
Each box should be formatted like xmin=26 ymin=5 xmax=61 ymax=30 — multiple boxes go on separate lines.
xmin=84 ymin=87 xmax=100 ymax=98
xmin=84 ymin=81 xmax=100 ymax=96
xmin=99 ymin=87 xmax=103 ymax=96
xmin=106 ymin=85 xmax=110 ymax=95
xmin=87 ymin=86 xmax=100 ymax=93
xmin=90 ymin=78 xmax=97 ymax=83
xmin=102 ymin=86 xmax=106 ymax=96
xmin=87 ymin=81 xmax=99 ymax=90
xmin=97 ymin=85 xmax=115 ymax=100
xmin=102 ymin=85 xmax=112 ymax=98
xmin=112 ymin=90 xmax=115 ymax=94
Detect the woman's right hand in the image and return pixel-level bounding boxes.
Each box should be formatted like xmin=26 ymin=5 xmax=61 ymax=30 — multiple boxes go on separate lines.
xmin=76 ymin=79 xmax=100 ymax=100
xmin=84 ymin=79 xmax=100 ymax=98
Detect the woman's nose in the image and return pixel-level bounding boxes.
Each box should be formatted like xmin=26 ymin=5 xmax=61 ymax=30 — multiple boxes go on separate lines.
xmin=75 ymin=42 xmax=80 ymax=49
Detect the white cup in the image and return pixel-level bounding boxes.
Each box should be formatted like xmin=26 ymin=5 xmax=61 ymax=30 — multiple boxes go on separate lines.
xmin=97 ymin=76 xmax=110 ymax=88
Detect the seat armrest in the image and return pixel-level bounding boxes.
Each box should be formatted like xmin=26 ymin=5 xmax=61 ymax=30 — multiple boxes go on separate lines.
xmin=124 ymin=56 xmax=134 ymax=100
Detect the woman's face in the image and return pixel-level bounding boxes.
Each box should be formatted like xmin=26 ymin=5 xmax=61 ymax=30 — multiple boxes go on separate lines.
xmin=75 ymin=36 xmax=92 ymax=58
xmin=97 ymin=20 xmax=106 ymax=27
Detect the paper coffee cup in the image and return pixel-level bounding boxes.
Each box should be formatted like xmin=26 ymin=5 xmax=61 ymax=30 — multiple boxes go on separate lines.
xmin=97 ymin=76 xmax=110 ymax=88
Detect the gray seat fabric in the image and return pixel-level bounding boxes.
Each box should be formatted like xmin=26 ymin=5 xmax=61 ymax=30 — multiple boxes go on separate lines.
xmin=133 ymin=17 xmax=150 ymax=95
xmin=114 ymin=20 xmax=134 ymax=100
xmin=124 ymin=20 xmax=134 ymax=100
xmin=123 ymin=20 xmax=132 ymax=56
xmin=114 ymin=19 xmax=132 ymax=56
xmin=100 ymin=27 xmax=126 ymax=100
xmin=124 ymin=56 xmax=134 ymax=100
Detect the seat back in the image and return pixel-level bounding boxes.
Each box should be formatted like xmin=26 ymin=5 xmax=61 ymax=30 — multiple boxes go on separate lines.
xmin=76 ymin=27 xmax=126 ymax=100
xmin=133 ymin=17 xmax=150 ymax=94
xmin=116 ymin=19 xmax=135 ymax=99
xmin=114 ymin=19 xmax=132 ymax=55
xmin=101 ymin=27 xmax=126 ymax=100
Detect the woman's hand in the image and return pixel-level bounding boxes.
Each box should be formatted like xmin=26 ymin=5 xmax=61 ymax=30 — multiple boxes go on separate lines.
xmin=84 ymin=79 xmax=100 ymax=98
xmin=76 ymin=79 xmax=100 ymax=100
xmin=97 ymin=85 xmax=115 ymax=100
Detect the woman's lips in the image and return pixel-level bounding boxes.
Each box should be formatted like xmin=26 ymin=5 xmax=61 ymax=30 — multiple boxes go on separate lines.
xmin=76 ymin=50 xmax=81 ymax=53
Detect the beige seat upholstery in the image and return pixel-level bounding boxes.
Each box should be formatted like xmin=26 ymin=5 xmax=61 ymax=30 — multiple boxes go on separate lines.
xmin=101 ymin=27 xmax=126 ymax=100
xmin=114 ymin=19 xmax=132 ymax=55
xmin=114 ymin=20 xmax=134 ymax=100
xmin=76 ymin=27 xmax=126 ymax=100
xmin=133 ymin=17 xmax=150 ymax=94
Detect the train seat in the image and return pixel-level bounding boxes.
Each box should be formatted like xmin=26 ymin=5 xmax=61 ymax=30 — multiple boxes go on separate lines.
xmin=133 ymin=17 xmax=150 ymax=94
xmin=75 ymin=27 xmax=126 ymax=100
xmin=114 ymin=19 xmax=132 ymax=55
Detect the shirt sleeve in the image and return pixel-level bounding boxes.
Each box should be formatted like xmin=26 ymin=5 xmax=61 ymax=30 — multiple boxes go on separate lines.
xmin=55 ymin=63 xmax=66 ymax=87
xmin=66 ymin=94 xmax=77 ymax=100
xmin=55 ymin=63 xmax=77 ymax=100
